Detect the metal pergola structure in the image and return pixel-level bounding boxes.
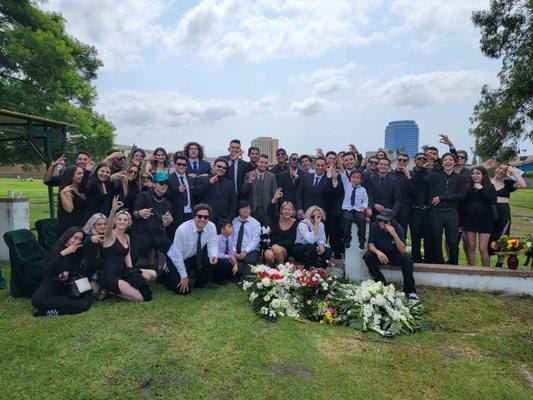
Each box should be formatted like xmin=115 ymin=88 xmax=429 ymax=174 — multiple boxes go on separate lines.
xmin=0 ymin=108 xmax=70 ymax=219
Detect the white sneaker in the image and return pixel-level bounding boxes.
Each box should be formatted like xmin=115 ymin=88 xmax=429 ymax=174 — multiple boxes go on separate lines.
xmin=407 ymin=293 xmax=419 ymax=301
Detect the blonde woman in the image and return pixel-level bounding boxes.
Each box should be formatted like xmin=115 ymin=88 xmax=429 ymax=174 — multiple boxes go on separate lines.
xmin=100 ymin=196 xmax=156 ymax=301
xmin=82 ymin=213 xmax=108 ymax=297
xmin=263 ymin=188 xmax=298 ymax=266
xmin=292 ymin=205 xmax=332 ymax=267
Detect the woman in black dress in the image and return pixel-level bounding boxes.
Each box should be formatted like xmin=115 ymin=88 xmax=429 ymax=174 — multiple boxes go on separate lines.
xmin=83 ymin=163 xmax=113 ymax=223
xmin=82 ymin=213 xmax=108 ymax=298
xmin=100 ymin=196 xmax=156 ymax=301
xmin=263 ymin=188 xmax=298 ymax=266
xmin=114 ymin=163 xmax=141 ymax=212
xmin=461 ymin=167 xmax=496 ymax=266
xmin=57 ymin=166 xmax=86 ymax=236
xmin=490 ymin=163 xmax=527 ymax=267
xmin=31 ymin=227 xmax=91 ymax=316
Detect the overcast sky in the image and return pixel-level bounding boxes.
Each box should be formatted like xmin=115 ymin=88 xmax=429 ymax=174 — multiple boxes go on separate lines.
xmin=41 ymin=0 xmax=531 ymax=158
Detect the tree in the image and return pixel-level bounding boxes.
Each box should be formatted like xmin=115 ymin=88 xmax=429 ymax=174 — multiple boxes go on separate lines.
xmin=0 ymin=0 xmax=115 ymax=165
xmin=470 ymin=0 xmax=532 ymax=161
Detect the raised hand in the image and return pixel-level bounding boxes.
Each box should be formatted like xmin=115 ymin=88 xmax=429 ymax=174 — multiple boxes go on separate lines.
xmin=248 ymin=171 xmax=257 ymax=183
xmin=52 ymin=155 xmax=66 ymax=168
xmin=111 ymin=195 xmax=124 ymax=212
xmin=439 ymin=134 xmax=453 ymax=147
xmin=273 ymin=187 xmax=283 ymax=201
xmin=85 ymin=157 xmax=95 ymax=171
xmin=209 ymin=175 xmax=219 ymax=184
xmin=90 ymin=234 xmax=104 ymax=244
xmin=349 ymin=144 xmax=359 ymax=154
xmin=63 ymin=243 xmax=82 ymax=255
xmin=139 ymin=208 xmax=153 ymax=219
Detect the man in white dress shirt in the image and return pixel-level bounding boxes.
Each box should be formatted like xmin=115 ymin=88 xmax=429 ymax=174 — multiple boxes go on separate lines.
xmin=162 ymin=203 xmax=219 ymax=294
xmin=231 ymin=200 xmax=261 ymax=280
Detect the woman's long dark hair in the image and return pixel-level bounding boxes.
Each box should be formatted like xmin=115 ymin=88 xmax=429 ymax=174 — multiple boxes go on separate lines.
xmin=123 ymin=162 xmax=140 ymax=196
xmin=56 ymin=226 xmax=84 ymax=247
xmin=58 ymin=166 xmax=82 ymax=217
xmin=151 ymin=147 xmax=170 ymax=169
xmin=183 ymin=141 xmax=205 ymax=160
xmin=470 ymin=166 xmax=491 ymax=188
xmin=89 ymin=163 xmax=111 ymax=194
xmin=129 ymin=148 xmax=146 ymax=162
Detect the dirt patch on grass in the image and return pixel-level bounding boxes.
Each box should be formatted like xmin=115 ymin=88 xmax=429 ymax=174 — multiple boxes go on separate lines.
xmin=138 ymin=379 xmax=154 ymax=396
xmin=432 ymin=344 xmax=482 ymax=359
xmin=266 ymin=364 xmax=313 ymax=378
xmin=107 ymin=377 xmax=118 ymax=387
xmin=318 ymin=334 xmax=366 ymax=361
xmin=518 ymin=366 xmax=533 ymax=388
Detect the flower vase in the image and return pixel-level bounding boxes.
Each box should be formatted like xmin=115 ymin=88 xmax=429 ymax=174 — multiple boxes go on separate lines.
xmin=507 ymin=254 xmax=519 ymax=270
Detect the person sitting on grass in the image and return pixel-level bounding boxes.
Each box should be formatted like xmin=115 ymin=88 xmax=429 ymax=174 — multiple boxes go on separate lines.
xmin=161 ymin=203 xmax=219 ymax=295
xmin=31 ymin=227 xmax=92 ymax=317
xmin=362 ymin=209 xmax=418 ymax=301
xmin=100 ymin=196 xmax=157 ymax=301
xmin=213 ymin=220 xmax=240 ymax=284
xmin=292 ymin=205 xmax=332 ymax=268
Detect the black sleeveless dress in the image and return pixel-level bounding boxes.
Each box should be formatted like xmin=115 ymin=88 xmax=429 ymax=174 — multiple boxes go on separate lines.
xmin=57 ymin=192 xmax=86 ymax=236
xmin=100 ymin=237 xmax=129 ymax=294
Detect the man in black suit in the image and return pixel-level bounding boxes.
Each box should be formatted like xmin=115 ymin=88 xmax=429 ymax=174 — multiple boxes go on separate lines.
xmin=277 ymin=153 xmax=303 ymax=206
xmin=192 ymin=157 xmax=237 ymax=228
xmin=223 ymin=139 xmax=251 ymax=202
xmin=269 ymin=148 xmax=289 ymax=177
xmin=295 ymin=157 xmax=336 ymax=219
xmin=167 ymin=154 xmax=195 ymax=239
xmin=366 ymin=158 xmax=401 ymax=220
xmin=183 ymin=141 xmax=211 ymax=177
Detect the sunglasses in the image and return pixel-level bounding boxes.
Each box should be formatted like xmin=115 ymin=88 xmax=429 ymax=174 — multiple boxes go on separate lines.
xmin=368 ymin=161 xmax=378 ymax=165
xmin=127 ymin=170 xmax=138 ymax=174
xmin=115 ymin=157 xmax=124 ymax=161
xmin=142 ymin=176 xmax=153 ymax=181
xmin=216 ymin=165 xmax=227 ymax=170
xmin=175 ymin=162 xmax=187 ymax=167
xmin=156 ymin=181 xmax=169 ymax=186
xmin=397 ymin=158 xmax=408 ymax=162
xmin=416 ymin=157 xmax=427 ymax=161
xmin=195 ymin=214 xmax=209 ymax=220
xmin=290 ymin=158 xmax=298 ymax=161
xmin=457 ymin=156 xmax=467 ymax=160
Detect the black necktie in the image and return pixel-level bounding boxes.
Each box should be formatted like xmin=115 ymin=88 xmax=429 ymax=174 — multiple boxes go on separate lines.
xmin=236 ymin=220 xmax=247 ymax=253
xmin=179 ymin=176 xmax=189 ymax=206
xmin=196 ymin=230 xmax=203 ymax=270
xmin=314 ymin=176 xmax=320 ymax=187
xmin=225 ymin=237 xmax=229 ymax=255
xmin=351 ymin=186 xmax=357 ymax=206
xmin=193 ymin=161 xmax=198 ymax=173
xmin=380 ymin=176 xmax=385 ymax=185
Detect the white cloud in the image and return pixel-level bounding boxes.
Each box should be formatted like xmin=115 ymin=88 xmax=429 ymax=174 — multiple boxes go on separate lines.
xmin=290 ymin=97 xmax=329 ymax=117
xmin=292 ymin=63 xmax=358 ymax=83
xmin=358 ymin=69 xmax=496 ymax=108
xmin=390 ymin=0 xmax=489 ymax=53
xmin=98 ymin=90 xmax=278 ymax=127
xmin=42 ymin=0 xmax=167 ymax=70
xmin=312 ymin=76 xmax=351 ymax=96
xmin=163 ymin=1 xmax=385 ymax=62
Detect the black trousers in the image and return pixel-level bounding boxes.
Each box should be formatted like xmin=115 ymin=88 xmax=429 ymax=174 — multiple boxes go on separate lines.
xmin=410 ymin=207 xmax=433 ymax=263
xmin=362 ymin=251 xmax=416 ymax=294
xmin=131 ymin=233 xmax=172 ymax=266
xmin=158 ymin=247 xmax=214 ymax=295
xmin=396 ymin=204 xmax=411 ymax=235
xmin=213 ymin=258 xmax=238 ymax=283
xmin=31 ymin=280 xmax=91 ymax=316
xmin=326 ymin=214 xmax=344 ymax=258
xmin=431 ymin=209 xmax=460 ymax=265
xmin=292 ymin=244 xmax=332 ymax=267
xmin=342 ymin=210 xmax=366 ymax=249
xmin=237 ymin=250 xmax=260 ymax=280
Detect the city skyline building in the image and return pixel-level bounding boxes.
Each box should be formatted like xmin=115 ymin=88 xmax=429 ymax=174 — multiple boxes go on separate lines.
xmin=251 ymin=136 xmax=279 ymax=161
xmin=384 ymin=120 xmax=419 ymax=157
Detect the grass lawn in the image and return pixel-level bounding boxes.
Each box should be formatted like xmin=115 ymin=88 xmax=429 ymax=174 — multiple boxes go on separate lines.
xmin=0 ymin=178 xmax=532 ymax=399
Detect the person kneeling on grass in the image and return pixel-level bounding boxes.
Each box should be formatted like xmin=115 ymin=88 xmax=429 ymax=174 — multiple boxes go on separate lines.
xmin=31 ymin=227 xmax=92 ymax=317
xmin=160 ymin=203 xmax=219 ymax=295
xmin=362 ymin=208 xmax=418 ymax=301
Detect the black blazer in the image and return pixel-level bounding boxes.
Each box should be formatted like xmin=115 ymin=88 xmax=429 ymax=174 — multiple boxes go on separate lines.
xmin=366 ymin=173 xmax=402 ymax=216
xmin=185 ymin=159 xmax=211 ymax=175
xmin=277 ymin=169 xmax=303 ymax=206
xmin=167 ymin=173 xmax=195 ymax=227
xmin=222 ymin=156 xmax=251 ymax=198
xmin=192 ymin=175 xmax=237 ymax=225
xmin=295 ymin=173 xmax=334 ymax=212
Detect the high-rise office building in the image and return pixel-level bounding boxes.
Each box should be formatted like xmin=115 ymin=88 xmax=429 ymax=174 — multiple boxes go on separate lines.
xmin=251 ymin=136 xmax=279 ymax=161
xmin=384 ymin=120 xmax=419 ymax=157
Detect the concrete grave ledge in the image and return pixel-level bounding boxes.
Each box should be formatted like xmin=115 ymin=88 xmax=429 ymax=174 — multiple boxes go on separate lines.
xmin=341 ymin=224 xmax=533 ymax=295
